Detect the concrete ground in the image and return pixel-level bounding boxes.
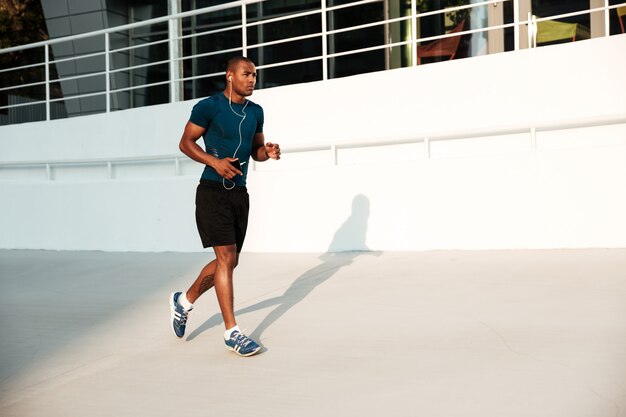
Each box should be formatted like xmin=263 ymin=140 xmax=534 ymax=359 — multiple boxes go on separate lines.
xmin=0 ymin=249 xmax=625 ymax=417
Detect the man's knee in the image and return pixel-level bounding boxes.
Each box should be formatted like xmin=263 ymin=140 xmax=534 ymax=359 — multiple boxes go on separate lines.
xmin=215 ymin=246 xmax=239 ymax=269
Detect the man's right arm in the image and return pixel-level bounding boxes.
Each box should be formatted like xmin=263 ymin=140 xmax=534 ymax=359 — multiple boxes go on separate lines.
xmin=178 ymin=121 xmax=242 ymax=179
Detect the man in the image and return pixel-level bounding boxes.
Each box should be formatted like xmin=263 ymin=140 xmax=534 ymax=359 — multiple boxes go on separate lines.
xmin=170 ymin=56 xmax=280 ymax=357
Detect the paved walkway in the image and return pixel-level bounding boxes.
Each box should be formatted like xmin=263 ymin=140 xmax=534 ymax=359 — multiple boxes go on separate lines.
xmin=1 ymin=249 xmax=625 ymax=417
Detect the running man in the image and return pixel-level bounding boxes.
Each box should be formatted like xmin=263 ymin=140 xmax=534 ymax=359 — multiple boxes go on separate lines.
xmin=170 ymin=56 xmax=281 ymax=357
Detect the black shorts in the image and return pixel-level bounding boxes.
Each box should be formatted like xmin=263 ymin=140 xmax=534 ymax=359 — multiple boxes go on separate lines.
xmin=195 ymin=180 xmax=250 ymax=253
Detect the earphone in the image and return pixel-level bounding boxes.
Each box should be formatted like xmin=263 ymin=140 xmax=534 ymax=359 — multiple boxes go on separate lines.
xmin=223 ymin=73 xmax=248 ymax=190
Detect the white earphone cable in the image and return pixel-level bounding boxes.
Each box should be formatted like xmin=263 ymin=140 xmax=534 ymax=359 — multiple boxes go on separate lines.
xmin=223 ymin=79 xmax=248 ymax=190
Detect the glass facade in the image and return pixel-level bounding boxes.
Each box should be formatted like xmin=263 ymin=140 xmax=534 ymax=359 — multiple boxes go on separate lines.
xmin=1 ymin=0 xmax=625 ymax=125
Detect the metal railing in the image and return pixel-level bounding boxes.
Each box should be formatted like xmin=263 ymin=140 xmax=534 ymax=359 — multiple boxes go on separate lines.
xmin=1 ymin=0 xmax=624 ymax=126
xmin=2 ymin=113 xmax=624 ymax=181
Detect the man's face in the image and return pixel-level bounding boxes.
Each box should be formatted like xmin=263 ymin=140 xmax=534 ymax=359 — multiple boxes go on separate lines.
xmin=230 ymin=61 xmax=257 ymax=97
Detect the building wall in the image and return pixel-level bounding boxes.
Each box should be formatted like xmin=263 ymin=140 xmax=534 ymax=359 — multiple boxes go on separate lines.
xmin=39 ymin=0 xmax=168 ymax=116
xmin=1 ymin=35 xmax=625 ymax=252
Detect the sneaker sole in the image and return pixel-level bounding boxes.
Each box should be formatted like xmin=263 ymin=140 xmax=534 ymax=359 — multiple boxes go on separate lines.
xmin=169 ymin=292 xmax=184 ymax=339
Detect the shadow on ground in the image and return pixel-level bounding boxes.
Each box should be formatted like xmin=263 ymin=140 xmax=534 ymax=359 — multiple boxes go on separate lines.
xmin=187 ymin=194 xmax=381 ymax=343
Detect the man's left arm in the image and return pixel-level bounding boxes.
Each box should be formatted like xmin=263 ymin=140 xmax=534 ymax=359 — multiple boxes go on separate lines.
xmin=251 ymin=132 xmax=281 ymax=162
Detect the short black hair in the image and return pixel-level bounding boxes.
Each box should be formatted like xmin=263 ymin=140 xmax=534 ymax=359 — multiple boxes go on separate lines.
xmin=225 ymin=56 xmax=255 ymax=73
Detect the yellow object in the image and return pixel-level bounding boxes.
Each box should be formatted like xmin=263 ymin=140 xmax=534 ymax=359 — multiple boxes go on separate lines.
xmin=536 ymin=20 xmax=590 ymax=44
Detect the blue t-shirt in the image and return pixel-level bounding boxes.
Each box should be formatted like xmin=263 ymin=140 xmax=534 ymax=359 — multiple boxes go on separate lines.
xmin=189 ymin=93 xmax=264 ymax=187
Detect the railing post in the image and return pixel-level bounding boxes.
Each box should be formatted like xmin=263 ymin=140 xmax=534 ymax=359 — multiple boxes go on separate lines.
xmin=105 ymin=32 xmax=111 ymax=113
xmin=384 ymin=0 xmax=390 ymax=70
xmin=241 ymin=4 xmax=248 ymax=56
xmin=321 ymin=1 xmax=328 ymax=80
xmin=255 ymin=3 xmax=265 ymax=87
xmin=527 ymin=12 xmax=532 ymax=47
xmin=169 ymin=18 xmax=174 ymax=102
xmin=517 ymin=0 xmax=532 ymax=49
xmin=45 ymin=45 xmax=50 ymax=121
xmin=411 ymin=0 xmax=417 ymax=65
xmin=604 ymin=0 xmax=610 ymax=37
xmin=169 ymin=16 xmax=182 ymax=103
xmin=513 ymin=0 xmax=520 ymax=50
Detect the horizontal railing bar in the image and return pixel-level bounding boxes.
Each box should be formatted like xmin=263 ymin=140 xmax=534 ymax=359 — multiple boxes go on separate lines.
xmin=175 ymin=69 xmax=226 ymax=84
xmin=247 ymin=32 xmax=322 ymax=50
xmin=0 ymin=99 xmax=47 ymax=111
xmin=51 ymin=50 xmax=108 ymax=65
xmin=326 ymin=15 xmax=410 ymax=36
xmin=108 ymin=58 xmax=171 ymax=75
xmin=43 ymin=79 xmax=171 ymax=103
xmin=49 ymin=71 xmax=105 ymax=84
xmin=469 ymin=113 xmax=626 ymax=134
xmin=8 ymin=60 xmax=171 ymax=91
xmin=0 ymin=154 xmax=188 ymax=168
xmin=244 ymin=7 xmax=321 ymax=28
xmin=0 ymin=60 xmax=45 ymax=74
xmin=416 ymin=0 xmax=509 ymax=19
xmin=254 ymin=55 xmax=321 ymax=71
xmin=108 ymin=79 xmax=171 ymax=94
xmin=325 ymin=40 xmax=411 ymax=60
xmin=48 ymin=90 xmax=106 ymax=103
xmin=326 ymin=0 xmax=385 ymax=13
xmin=3 ymin=113 xmax=623 ymax=168
xmin=178 ymin=23 xmax=243 ymax=42
xmin=0 ymin=80 xmax=47 ymax=92
xmin=416 ymin=20 xmax=520 ymax=45
xmin=173 ymin=45 xmax=244 ymax=64
xmin=108 ymin=38 xmax=170 ymax=55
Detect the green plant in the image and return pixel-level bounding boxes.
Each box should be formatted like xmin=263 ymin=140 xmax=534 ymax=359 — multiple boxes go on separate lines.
xmin=0 ymin=0 xmax=62 ymax=99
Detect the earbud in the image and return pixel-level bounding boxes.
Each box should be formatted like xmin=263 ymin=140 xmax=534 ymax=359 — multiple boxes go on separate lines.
xmin=229 ymin=76 xmax=232 ymax=82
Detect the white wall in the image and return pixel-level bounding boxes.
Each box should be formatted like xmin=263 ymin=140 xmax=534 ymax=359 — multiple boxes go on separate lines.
xmin=1 ymin=35 xmax=625 ymax=252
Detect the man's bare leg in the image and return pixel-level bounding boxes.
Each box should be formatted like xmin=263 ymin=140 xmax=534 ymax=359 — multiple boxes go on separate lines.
xmin=186 ymin=259 xmax=217 ymax=304
xmin=212 ymin=244 xmax=239 ymax=330
xmin=212 ymin=245 xmax=261 ymax=356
